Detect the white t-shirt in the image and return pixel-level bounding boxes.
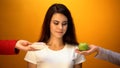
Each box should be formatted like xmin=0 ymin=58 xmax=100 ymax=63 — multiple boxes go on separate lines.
xmin=24 ymin=42 xmax=86 ymax=68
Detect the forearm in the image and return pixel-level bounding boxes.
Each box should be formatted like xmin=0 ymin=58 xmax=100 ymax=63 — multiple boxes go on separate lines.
xmin=0 ymin=40 xmax=19 ymax=55
xmin=95 ymin=47 xmax=120 ymax=66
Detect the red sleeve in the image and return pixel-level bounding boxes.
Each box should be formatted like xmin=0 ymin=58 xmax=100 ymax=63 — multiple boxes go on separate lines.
xmin=0 ymin=40 xmax=19 ymax=55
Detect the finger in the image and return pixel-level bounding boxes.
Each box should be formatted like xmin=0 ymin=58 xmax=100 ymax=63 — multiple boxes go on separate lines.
xmin=75 ymin=49 xmax=82 ymax=54
xmin=23 ymin=42 xmax=32 ymax=46
xmin=28 ymin=47 xmax=38 ymax=51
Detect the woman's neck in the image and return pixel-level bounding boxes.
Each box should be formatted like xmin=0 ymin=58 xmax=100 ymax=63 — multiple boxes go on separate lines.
xmin=46 ymin=37 xmax=65 ymax=50
xmin=47 ymin=37 xmax=64 ymax=46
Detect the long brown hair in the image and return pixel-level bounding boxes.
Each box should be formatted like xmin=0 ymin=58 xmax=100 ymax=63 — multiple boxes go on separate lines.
xmin=38 ymin=3 xmax=78 ymax=45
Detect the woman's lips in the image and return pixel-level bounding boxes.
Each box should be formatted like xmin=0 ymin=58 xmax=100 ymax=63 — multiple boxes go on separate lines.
xmin=56 ymin=31 xmax=63 ymax=33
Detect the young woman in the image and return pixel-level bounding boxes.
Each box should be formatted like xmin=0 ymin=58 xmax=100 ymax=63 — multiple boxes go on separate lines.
xmin=24 ymin=3 xmax=86 ymax=68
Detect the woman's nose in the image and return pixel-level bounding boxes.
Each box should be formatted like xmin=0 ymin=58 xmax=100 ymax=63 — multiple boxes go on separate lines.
xmin=58 ymin=24 xmax=63 ymax=29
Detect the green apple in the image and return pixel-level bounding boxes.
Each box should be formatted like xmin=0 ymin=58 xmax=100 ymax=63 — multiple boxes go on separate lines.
xmin=78 ymin=43 xmax=89 ymax=51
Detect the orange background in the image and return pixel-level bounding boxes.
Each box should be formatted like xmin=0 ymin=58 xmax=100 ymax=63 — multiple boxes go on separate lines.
xmin=0 ymin=0 xmax=120 ymax=68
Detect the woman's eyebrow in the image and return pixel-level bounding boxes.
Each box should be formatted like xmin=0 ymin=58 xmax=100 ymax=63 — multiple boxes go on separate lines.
xmin=51 ymin=20 xmax=59 ymax=22
xmin=63 ymin=21 xmax=68 ymax=22
xmin=52 ymin=20 xmax=68 ymax=23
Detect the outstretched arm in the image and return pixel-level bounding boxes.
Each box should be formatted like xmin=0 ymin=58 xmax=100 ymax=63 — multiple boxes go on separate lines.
xmin=0 ymin=40 xmax=35 ymax=55
xmin=75 ymin=44 xmax=120 ymax=66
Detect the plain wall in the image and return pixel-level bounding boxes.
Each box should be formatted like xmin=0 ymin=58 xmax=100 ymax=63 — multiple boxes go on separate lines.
xmin=0 ymin=0 xmax=120 ymax=68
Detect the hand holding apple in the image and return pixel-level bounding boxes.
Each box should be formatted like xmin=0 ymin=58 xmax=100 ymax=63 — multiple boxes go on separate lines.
xmin=78 ymin=43 xmax=89 ymax=51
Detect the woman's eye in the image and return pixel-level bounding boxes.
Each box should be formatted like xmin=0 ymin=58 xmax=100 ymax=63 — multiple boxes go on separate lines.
xmin=53 ymin=21 xmax=59 ymax=25
xmin=62 ymin=22 xmax=68 ymax=25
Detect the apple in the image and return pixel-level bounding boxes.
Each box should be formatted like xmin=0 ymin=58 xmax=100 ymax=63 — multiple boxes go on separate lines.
xmin=78 ymin=43 xmax=89 ymax=51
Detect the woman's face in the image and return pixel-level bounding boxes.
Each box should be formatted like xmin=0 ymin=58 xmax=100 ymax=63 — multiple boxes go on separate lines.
xmin=50 ymin=13 xmax=68 ymax=39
